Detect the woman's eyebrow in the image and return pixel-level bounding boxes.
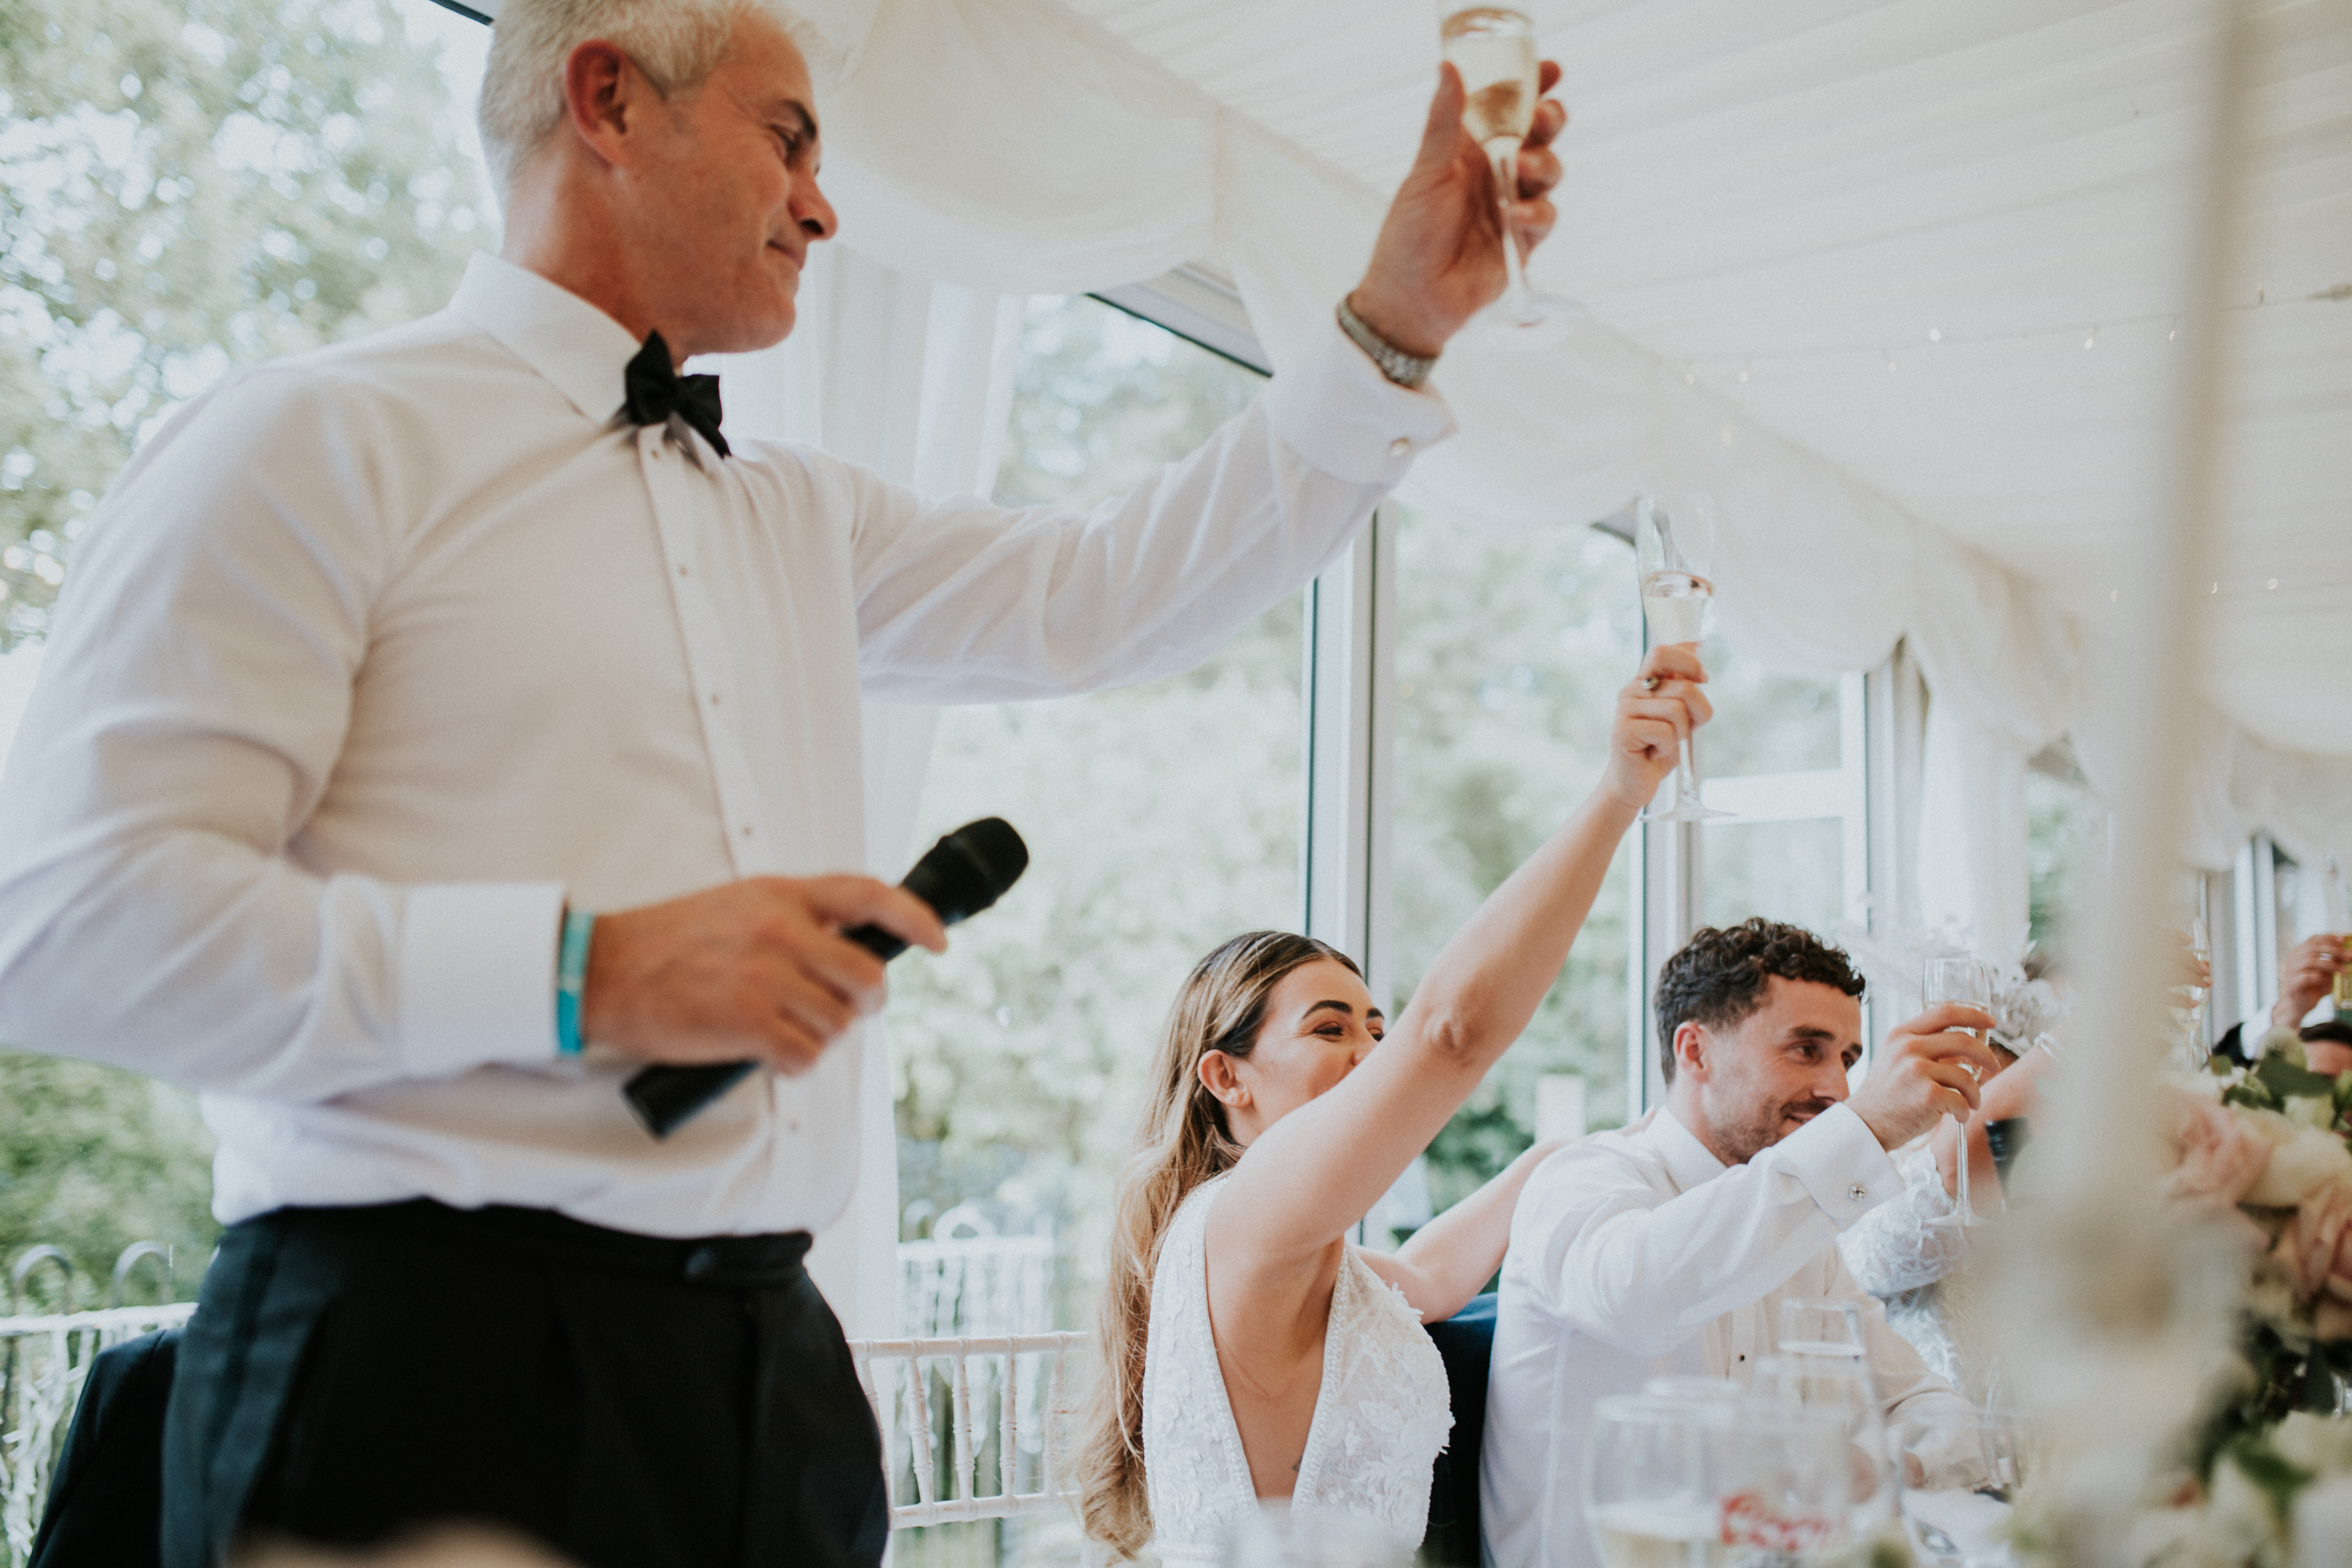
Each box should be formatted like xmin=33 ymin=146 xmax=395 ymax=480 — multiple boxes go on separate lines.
xmin=1301 ymin=999 xmax=1356 ymax=1021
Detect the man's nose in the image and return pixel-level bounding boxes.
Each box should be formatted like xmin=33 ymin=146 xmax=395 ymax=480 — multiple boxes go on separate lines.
xmin=795 ymin=176 xmax=837 ymax=241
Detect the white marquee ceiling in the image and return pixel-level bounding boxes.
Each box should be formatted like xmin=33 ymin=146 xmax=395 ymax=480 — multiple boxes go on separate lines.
xmin=1055 ymin=0 xmax=2350 ymax=760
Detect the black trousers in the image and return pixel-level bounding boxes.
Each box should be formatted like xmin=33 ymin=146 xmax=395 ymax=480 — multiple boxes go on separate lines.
xmin=159 ymin=1201 xmax=887 ymax=1568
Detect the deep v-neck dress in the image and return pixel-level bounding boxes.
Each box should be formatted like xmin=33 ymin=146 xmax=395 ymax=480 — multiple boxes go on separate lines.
xmin=1140 ymin=1174 xmax=1453 ymax=1564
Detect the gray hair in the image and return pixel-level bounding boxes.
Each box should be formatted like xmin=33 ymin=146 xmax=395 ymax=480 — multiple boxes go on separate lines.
xmin=477 ymin=0 xmax=809 ymax=198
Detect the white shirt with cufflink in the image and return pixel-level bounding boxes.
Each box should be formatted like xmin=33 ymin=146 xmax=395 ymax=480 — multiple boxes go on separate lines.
xmin=1480 ymin=1102 xmax=1981 ymax=1568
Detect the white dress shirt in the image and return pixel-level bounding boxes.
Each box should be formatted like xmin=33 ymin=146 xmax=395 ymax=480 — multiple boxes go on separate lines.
xmin=1480 ymin=1104 xmax=1978 ymax=1568
xmin=0 ymin=253 xmax=1450 ymax=1238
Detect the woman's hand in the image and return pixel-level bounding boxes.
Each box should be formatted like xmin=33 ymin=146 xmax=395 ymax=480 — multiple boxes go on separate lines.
xmin=1599 ymin=644 xmax=1712 ymax=813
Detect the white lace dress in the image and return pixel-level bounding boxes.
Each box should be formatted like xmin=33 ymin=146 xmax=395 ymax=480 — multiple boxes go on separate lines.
xmin=1837 ymin=1140 xmax=1989 ymax=1400
xmin=1141 ymin=1174 xmax=1453 ymax=1566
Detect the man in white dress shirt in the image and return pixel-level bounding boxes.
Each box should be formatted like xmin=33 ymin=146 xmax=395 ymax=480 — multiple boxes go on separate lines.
xmin=0 ymin=2 xmax=1570 ymax=1565
xmin=1480 ymin=919 xmax=2002 ymax=1568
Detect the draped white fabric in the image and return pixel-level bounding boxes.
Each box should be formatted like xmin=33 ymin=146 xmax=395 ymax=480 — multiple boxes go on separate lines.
xmin=699 ymin=246 xmax=1022 ymax=1335
xmin=755 ymin=0 xmax=2348 ymax=900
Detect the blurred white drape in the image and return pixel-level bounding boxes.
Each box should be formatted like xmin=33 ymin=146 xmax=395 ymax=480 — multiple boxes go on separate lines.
xmin=767 ymin=0 xmax=2349 ymax=920
xmin=700 ymin=245 xmax=1022 ymax=1336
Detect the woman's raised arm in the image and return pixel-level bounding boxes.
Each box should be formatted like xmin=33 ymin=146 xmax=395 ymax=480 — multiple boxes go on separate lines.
xmin=1207 ymin=644 xmax=1711 ymax=1297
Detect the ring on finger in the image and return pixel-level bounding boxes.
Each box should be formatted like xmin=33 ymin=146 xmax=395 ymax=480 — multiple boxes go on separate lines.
xmin=1639 ymin=675 xmax=1662 ymax=692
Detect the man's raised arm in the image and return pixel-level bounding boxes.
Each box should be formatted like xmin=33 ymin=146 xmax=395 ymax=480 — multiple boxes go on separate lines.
xmin=1532 ymin=1107 xmax=1899 ymax=1357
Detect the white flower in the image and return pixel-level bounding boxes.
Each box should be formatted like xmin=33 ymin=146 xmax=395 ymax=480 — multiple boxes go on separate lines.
xmin=2234 ymin=1109 xmax=2352 ymax=1209
xmin=2286 ymin=1094 xmax=2340 ymax=1132
xmin=2272 ymin=1412 xmax=2352 ymax=1477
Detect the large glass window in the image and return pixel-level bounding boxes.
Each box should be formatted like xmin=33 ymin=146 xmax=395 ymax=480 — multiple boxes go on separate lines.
xmin=0 ymin=0 xmax=492 ymax=1304
xmin=887 ymin=296 xmax=1296 ymax=1324
xmin=1390 ymin=509 xmax=1641 ymax=1206
xmin=1694 ymin=639 xmax=1858 ymax=937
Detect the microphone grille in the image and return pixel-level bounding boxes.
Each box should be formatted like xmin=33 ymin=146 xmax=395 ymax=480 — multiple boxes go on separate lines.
xmin=953 ymin=816 xmax=1029 ymax=890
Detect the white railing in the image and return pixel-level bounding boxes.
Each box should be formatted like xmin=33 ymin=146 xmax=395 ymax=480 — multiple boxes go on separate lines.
xmin=849 ymin=1330 xmax=1086 ymax=1530
xmin=0 ymin=1303 xmax=197 ymax=1566
xmin=898 ymin=1234 xmax=1058 ymax=1341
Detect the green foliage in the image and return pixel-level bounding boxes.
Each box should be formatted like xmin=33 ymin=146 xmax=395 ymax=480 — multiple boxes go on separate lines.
xmin=0 ymin=1050 xmax=218 ymax=1306
xmin=0 ymin=0 xmax=491 ymax=643
xmin=891 ymin=298 xmax=1299 ymax=1318
xmin=1390 ymin=508 xmax=1641 ymax=1199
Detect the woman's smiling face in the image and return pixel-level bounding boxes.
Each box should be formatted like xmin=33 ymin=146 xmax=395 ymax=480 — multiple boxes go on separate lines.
xmin=1203 ymin=958 xmax=1384 ymax=1145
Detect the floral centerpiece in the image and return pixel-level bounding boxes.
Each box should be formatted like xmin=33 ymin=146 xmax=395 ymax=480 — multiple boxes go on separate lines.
xmin=2088 ymin=1030 xmax=2352 ymax=1565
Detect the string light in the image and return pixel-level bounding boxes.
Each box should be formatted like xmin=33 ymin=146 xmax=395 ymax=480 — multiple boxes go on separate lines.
xmin=1676 ymin=288 xmax=2340 ymax=376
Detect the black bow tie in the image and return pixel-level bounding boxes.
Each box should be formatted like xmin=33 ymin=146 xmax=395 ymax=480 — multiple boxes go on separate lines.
xmin=621 ymin=331 xmax=730 ymax=458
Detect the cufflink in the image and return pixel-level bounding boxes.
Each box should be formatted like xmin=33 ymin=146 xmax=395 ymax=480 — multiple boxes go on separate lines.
xmin=1848 ymin=1183 xmax=1868 ymax=1201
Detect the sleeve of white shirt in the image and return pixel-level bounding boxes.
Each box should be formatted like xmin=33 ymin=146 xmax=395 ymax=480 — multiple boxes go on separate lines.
xmin=0 ymin=366 xmax=563 ymax=1100
xmin=846 ymin=316 xmax=1454 ymax=702
xmin=1536 ymin=1106 xmax=1902 ymax=1357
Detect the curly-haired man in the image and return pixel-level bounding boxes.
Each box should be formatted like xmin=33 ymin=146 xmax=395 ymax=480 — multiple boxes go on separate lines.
xmin=1480 ymin=918 xmax=2002 ymax=1568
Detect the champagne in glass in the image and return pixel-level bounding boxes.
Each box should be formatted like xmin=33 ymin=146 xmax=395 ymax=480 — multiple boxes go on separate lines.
xmin=2182 ymin=914 xmax=2212 ymax=1062
xmin=1923 ymin=957 xmax=1994 ymax=1221
xmin=1439 ymin=8 xmax=1579 ymax=329
xmin=2328 ymin=856 xmax=2352 ymax=1011
xmin=1634 ymin=496 xmax=1728 ymax=823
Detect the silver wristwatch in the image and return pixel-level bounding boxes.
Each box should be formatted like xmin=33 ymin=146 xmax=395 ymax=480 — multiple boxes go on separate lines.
xmin=1335 ymin=296 xmax=1437 ymax=390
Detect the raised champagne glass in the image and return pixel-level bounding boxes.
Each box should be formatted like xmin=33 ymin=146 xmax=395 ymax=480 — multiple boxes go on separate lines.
xmin=1635 ymin=495 xmax=1728 ymax=822
xmin=2328 ymin=855 xmax=2352 ymax=1011
xmin=1439 ymin=8 xmax=1579 ymax=330
xmin=1923 ymin=956 xmax=1994 ymax=1222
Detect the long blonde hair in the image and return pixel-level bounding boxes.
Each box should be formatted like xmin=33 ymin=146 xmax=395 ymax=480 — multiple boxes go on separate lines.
xmin=1073 ymin=931 xmax=1360 ymax=1558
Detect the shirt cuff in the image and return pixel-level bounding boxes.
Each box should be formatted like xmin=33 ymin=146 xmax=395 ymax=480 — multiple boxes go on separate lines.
xmin=1262 ymin=314 xmax=1456 ymax=486
xmin=396 ymin=881 xmax=568 ymax=1078
xmin=1772 ymin=1103 xmax=1903 ymax=1227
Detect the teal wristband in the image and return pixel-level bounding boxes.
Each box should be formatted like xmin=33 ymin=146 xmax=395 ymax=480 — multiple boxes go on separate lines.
xmin=556 ymin=907 xmax=595 ymax=1057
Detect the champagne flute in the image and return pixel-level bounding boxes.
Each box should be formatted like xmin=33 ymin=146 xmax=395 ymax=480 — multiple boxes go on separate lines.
xmin=1776 ymin=1299 xmax=1870 ymax=1368
xmin=2180 ymin=915 xmax=2212 ymax=1064
xmin=1923 ymin=957 xmax=1994 ymax=1222
xmin=1635 ymin=495 xmax=1728 ymax=822
xmin=1438 ymin=8 xmax=1580 ymax=330
xmin=2327 ymin=855 xmax=2352 ymax=1011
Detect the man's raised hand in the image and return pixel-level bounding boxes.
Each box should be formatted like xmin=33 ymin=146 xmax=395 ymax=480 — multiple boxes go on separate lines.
xmin=2275 ymin=933 xmax=2349 ymax=1029
xmin=581 ymin=876 xmax=947 ymax=1072
xmin=1847 ymin=1004 xmax=2004 ymax=1152
xmin=1347 ymin=59 xmax=1566 ymax=359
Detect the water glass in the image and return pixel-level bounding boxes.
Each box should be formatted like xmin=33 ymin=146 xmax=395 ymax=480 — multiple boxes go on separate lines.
xmin=1777 ymin=1298 xmax=1870 ymax=1365
xmin=1751 ymin=1354 xmax=1898 ymax=1535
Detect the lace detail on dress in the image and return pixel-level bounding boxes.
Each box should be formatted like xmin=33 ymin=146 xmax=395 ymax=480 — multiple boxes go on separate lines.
xmin=1141 ymin=1176 xmax=1452 ymax=1566
xmin=1840 ymin=1141 xmax=1974 ymax=1397
xmin=1839 ymin=1140 xmax=1969 ymax=1298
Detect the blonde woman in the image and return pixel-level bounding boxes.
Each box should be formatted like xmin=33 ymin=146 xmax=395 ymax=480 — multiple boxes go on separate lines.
xmin=1076 ymin=646 xmax=1708 ymax=1562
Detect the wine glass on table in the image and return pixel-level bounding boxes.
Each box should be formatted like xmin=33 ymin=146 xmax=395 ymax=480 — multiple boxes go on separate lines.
xmin=1923 ymin=957 xmax=1994 ymax=1222
xmin=1635 ymin=495 xmax=1728 ymax=822
xmin=1751 ymin=1354 xmax=1899 ymax=1541
xmin=1439 ymin=7 xmax=1580 ymax=331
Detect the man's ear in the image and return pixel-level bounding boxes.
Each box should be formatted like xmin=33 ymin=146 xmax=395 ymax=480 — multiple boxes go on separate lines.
xmin=1672 ymin=1022 xmax=1708 ymax=1084
xmin=563 ymin=39 xmax=646 ymax=166
xmin=1198 ymin=1050 xmax=1250 ymax=1111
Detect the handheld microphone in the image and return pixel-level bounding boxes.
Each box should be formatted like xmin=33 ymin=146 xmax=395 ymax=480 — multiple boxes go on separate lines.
xmin=621 ymin=817 xmax=1029 ymax=1139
